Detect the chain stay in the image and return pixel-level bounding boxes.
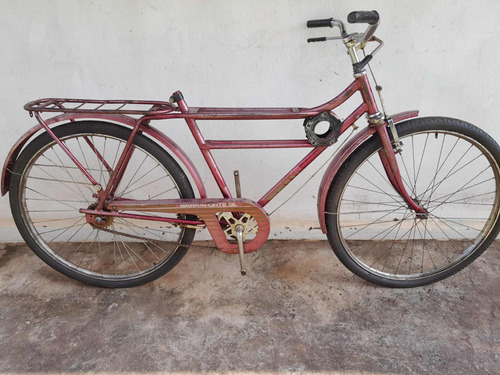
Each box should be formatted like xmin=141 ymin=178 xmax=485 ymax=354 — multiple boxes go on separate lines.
xmin=96 ymin=226 xmax=220 ymax=250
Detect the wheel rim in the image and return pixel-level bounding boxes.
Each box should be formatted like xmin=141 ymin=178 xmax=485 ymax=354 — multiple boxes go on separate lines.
xmin=18 ymin=131 xmax=188 ymax=281
xmin=335 ymin=129 xmax=500 ymax=281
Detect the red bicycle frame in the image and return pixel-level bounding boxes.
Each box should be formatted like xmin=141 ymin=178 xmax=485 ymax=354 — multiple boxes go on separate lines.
xmin=2 ymin=70 xmax=425 ymax=253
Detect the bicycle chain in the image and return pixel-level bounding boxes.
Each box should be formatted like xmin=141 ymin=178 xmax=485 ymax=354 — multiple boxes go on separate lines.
xmin=96 ymin=226 xmax=220 ymax=250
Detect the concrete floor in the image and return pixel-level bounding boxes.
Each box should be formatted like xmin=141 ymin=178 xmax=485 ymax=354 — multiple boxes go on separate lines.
xmin=0 ymin=240 xmax=498 ymax=375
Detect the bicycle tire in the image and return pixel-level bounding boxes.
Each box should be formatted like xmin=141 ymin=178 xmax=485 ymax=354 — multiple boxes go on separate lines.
xmin=10 ymin=121 xmax=196 ymax=287
xmin=325 ymin=117 xmax=500 ymax=287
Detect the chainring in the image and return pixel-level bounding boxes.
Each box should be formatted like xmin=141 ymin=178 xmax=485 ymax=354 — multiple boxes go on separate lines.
xmin=217 ymin=212 xmax=258 ymax=242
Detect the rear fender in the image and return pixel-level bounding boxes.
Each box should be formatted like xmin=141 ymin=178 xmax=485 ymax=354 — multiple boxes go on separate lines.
xmin=1 ymin=113 xmax=207 ymax=198
xmin=317 ymin=110 xmax=419 ymax=233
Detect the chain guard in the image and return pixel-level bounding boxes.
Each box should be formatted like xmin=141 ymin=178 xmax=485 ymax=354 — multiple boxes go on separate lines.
xmin=106 ymin=198 xmax=271 ymax=254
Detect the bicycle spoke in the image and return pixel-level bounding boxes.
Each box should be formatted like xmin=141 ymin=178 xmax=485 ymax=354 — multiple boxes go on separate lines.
xmin=25 ymin=187 xmax=82 ymax=211
xmin=424 ymin=147 xmax=481 ymax=205
xmin=119 ymin=240 xmax=142 ymax=272
xmin=411 ymin=135 xmax=417 ymax=197
xmin=45 ymin=152 xmax=92 ymax=200
xmin=344 ymin=184 xmax=401 ymax=199
xmin=146 ymin=186 xmax=178 ymax=200
xmin=397 ymin=149 xmax=417 ymax=196
xmin=117 ymin=153 xmax=149 ymax=198
xmin=422 ymin=134 xmax=446 ymax=205
xmin=355 ymin=211 xmax=411 ymax=263
xmin=433 ymin=136 xmax=461 ymax=179
xmin=46 ymin=217 xmax=86 ymax=243
xmin=429 ymin=215 xmax=485 ymax=232
xmin=33 ymin=216 xmax=83 ymax=225
xmin=428 ymin=216 xmax=469 ymax=255
xmin=334 ymin=207 xmax=406 ymax=215
xmin=344 ymin=206 xmax=404 ymax=239
xmin=33 ymin=163 xmax=102 ymax=173
xmin=414 ymin=223 xmax=437 ymax=271
xmin=48 ymin=148 xmax=95 ymax=198
xmin=32 ymin=158 xmax=93 ymax=198
xmin=377 ymin=212 xmax=412 ymax=271
xmin=53 ymin=220 xmax=89 ymax=255
xmin=367 ymin=214 xmax=411 ymax=241
xmin=354 ymin=171 xmax=403 ymax=205
xmin=366 ymin=158 xmax=412 ymax=194
xmin=76 ymin=230 xmax=99 ymax=268
xmin=421 ymin=219 xmax=451 ymax=263
xmin=414 ymin=133 xmax=429 ymax=194
xmin=432 ymin=191 xmax=495 ymax=206
xmin=429 ymin=173 xmax=493 ymax=212
xmin=394 ymin=218 xmax=420 ymax=275
xmin=118 ymin=174 xmax=171 ymax=197
xmin=341 ymin=198 xmax=403 ymax=208
xmin=119 ymin=239 xmax=149 ymax=270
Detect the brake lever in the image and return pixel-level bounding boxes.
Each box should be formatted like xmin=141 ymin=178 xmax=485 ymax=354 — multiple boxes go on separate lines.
xmin=307 ymin=36 xmax=344 ymax=43
xmin=307 ymin=37 xmax=327 ymax=43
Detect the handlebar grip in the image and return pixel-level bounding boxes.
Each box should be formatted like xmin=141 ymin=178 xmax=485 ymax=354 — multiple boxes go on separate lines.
xmin=307 ymin=18 xmax=333 ymax=28
xmin=347 ymin=11 xmax=379 ymax=25
xmin=307 ymin=37 xmax=327 ymax=43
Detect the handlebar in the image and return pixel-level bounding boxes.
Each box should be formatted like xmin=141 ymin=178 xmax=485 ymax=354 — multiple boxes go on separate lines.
xmin=306 ymin=11 xmax=383 ymax=73
xmin=306 ymin=10 xmax=380 ymax=44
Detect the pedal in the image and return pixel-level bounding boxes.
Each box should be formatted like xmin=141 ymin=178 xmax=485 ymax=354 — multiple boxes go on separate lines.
xmin=235 ymin=225 xmax=247 ymax=275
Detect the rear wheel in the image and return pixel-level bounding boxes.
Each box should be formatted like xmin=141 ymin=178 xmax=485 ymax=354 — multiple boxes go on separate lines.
xmin=325 ymin=117 xmax=500 ymax=287
xmin=10 ymin=121 xmax=196 ymax=287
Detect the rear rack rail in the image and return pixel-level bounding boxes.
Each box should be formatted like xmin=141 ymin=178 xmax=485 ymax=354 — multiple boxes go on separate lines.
xmin=24 ymin=98 xmax=177 ymax=116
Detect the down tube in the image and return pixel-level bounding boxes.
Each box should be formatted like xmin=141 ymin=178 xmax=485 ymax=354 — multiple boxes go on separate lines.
xmin=257 ymin=103 xmax=367 ymax=207
xmin=258 ymin=146 xmax=327 ymax=206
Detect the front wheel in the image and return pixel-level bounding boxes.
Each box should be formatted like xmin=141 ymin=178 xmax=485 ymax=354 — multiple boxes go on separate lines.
xmin=325 ymin=117 xmax=500 ymax=287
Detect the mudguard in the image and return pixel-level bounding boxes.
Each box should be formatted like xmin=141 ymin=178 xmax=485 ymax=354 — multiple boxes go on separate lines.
xmin=317 ymin=110 xmax=419 ymax=233
xmin=1 ymin=113 xmax=207 ymax=198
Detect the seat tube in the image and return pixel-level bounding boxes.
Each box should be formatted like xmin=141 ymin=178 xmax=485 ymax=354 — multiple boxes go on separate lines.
xmin=176 ymin=96 xmax=233 ymax=198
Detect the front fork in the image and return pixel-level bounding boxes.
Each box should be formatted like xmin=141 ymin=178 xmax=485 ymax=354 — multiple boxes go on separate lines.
xmin=376 ymin=121 xmax=428 ymax=216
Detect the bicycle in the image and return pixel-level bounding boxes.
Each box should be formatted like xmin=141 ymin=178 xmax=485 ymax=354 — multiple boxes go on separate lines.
xmin=2 ymin=11 xmax=499 ymax=288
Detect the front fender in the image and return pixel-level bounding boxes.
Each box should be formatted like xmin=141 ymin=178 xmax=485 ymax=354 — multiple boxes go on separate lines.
xmin=317 ymin=110 xmax=419 ymax=233
xmin=1 ymin=113 xmax=207 ymax=198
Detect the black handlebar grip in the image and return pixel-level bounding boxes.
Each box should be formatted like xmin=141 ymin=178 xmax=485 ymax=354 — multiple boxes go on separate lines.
xmin=347 ymin=11 xmax=379 ymax=25
xmin=307 ymin=18 xmax=333 ymax=28
xmin=307 ymin=37 xmax=327 ymax=43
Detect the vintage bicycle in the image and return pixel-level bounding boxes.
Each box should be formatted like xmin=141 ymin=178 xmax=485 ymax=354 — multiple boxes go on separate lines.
xmin=2 ymin=11 xmax=499 ymax=288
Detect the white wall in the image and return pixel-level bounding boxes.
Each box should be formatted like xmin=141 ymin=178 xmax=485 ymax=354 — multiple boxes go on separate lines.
xmin=1 ymin=0 xmax=499 ymax=240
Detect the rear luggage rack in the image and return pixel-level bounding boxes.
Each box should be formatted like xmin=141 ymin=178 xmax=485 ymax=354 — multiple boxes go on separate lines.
xmin=24 ymin=98 xmax=177 ymax=116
